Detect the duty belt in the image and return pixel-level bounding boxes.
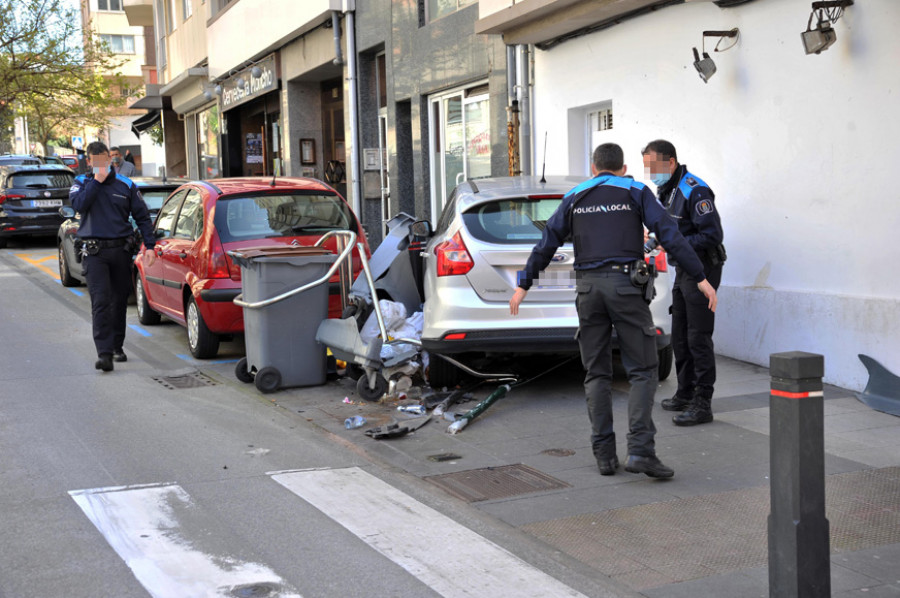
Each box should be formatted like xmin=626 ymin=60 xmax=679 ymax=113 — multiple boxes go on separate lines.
xmin=587 ymin=263 xmax=634 ymax=274
xmin=81 ymin=237 xmax=129 ymax=248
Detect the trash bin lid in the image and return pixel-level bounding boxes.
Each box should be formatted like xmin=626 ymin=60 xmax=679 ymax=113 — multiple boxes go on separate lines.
xmin=231 ymin=245 xmax=333 ymax=259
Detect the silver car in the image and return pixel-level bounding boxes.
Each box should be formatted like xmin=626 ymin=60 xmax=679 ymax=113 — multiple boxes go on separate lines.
xmin=417 ymin=176 xmax=673 ymax=388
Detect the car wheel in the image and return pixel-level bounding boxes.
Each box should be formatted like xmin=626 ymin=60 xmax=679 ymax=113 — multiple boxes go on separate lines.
xmin=356 ymin=373 xmax=388 ymax=402
xmin=255 ymin=366 xmax=282 ymax=393
xmin=658 ymin=345 xmax=673 ymax=381
xmin=58 ymin=245 xmax=79 ymax=287
xmin=135 ymin=276 xmax=161 ymax=325
xmin=428 ymin=354 xmax=462 ymax=389
xmin=186 ymin=296 xmax=220 ymax=359
xmin=235 ymin=357 xmax=254 ymax=383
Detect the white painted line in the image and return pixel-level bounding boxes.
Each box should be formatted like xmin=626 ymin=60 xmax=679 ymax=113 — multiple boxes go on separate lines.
xmin=271 ymin=467 xmax=588 ymax=598
xmin=70 ymin=482 xmax=302 ymax=598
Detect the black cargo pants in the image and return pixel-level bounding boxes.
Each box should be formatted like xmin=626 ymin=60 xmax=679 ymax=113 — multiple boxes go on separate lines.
xmin=575 ymin=271 xmax=659 ymax=460
xmin=671 ymin=261 xmax=722 ymax=400
xmin=84 ymin=245 xmax=133 ymax=357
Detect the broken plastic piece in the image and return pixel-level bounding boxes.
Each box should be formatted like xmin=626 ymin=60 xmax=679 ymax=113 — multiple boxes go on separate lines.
xmin=364 ymin=415 xmax=432 ymax=440
xmin=857 ymin=354 xmax=900 ymax=417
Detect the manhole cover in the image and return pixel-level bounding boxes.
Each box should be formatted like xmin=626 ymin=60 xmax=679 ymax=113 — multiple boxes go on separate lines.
xmin=151 ymin=372 xmax=218 ymax=390
xmin=425 ymin=464 xmax=570 ymax=502
xmin=427 ymin=453 xmax=463 ymax=462
xmin=541 ymin=448 xmax=576 ymax=457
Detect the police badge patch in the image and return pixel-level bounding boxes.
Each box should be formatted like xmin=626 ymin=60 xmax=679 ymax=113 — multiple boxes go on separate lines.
xmin=696 ymin=199 xmax=714 ymax=215
xmin=69 ymin=184 xmax=79 ymax=194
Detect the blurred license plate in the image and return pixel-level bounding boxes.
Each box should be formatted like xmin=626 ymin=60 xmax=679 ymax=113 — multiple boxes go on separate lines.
xmin=33 ymin=199 xmax=62 ymax=207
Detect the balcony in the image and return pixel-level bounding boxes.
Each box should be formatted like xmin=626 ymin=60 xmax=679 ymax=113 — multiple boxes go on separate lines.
xmin=476 ymin=0 xmax=677 ymax=47
xmin=124 ymin=0 xmax=154 ymax=27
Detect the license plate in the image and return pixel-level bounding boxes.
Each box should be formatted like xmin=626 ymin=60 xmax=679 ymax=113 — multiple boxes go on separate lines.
xmin=33 ymin=199 xmax=63 ymax=207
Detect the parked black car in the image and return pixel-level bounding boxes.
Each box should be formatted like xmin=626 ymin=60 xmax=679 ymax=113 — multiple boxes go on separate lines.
xmin=0 ymin=154 xmax=44 ymax=166
xmin=57 ymin=177 xmax=180 ymax=286
xmin=0 ymin=164 xmax=76 ymax=249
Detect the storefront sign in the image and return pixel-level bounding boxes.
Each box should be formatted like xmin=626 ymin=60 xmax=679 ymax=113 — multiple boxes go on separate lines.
xmin=221 ymin=54 xmax=279 ymax=111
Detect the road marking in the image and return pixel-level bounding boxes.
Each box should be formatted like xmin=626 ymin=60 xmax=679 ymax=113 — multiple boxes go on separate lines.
xmin=129 ymin=324 xmax=152 ymax=337
xmin=69 ymin=482 xmax=303 ymax=598
xmin=270 ymin=467 xmax=589 ymax=598
xmin=176 ymin=353 xmax=239 ymax=364
xmin=69 ymin=288 xmax=85 ymax=296
xmin=15 ymin=252 xmax=60 ymax=281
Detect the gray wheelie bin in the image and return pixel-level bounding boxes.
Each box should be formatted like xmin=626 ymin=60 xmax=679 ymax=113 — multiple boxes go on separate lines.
xmin=230 ymin=245 xmax=338 ymax=393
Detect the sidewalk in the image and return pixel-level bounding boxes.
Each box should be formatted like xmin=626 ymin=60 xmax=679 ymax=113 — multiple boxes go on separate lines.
xmin=264 ymin=354 xmax=900 ymax=597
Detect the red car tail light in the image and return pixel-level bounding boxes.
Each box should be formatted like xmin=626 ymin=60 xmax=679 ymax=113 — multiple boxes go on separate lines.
xmin=646 ymin=250 xmax=667 ymax=273
xmin=443 ymin=332 xmax=467 ymax=340
xmin=205 ymin=233 xmax=232 ymax=279
xmin=435 ymin=230 xmax=474 ymax=277
xmin=0 ymin=193 xmax=25 ymax=205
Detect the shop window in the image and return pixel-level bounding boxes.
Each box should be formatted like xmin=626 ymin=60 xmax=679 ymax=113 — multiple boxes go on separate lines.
xmin=197 ymin=104 xmax=220 ymax=179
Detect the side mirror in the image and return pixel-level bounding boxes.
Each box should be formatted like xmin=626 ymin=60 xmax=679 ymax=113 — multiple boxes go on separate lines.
xmin=410 ymin=220 xmax=433 ymax=238
xmin=59 ymin=206 xmax=76 ymax=218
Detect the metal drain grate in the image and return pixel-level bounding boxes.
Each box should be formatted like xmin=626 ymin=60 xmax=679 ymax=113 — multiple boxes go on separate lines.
xmin=522 ymin=466 xmax=900 ymax=592
xmin=151 ymin=372 xmax=218 ymax=390
xmin=425 ymin=464 xmax=571 ymax=502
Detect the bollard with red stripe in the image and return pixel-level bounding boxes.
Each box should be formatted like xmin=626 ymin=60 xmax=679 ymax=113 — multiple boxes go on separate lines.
xmin=768 ymin=351 xmax=830 ymax=598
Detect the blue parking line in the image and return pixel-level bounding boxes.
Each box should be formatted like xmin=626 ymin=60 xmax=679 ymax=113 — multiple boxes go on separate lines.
xmin=176 ymin=354 xmax=240 ymax=364
xmin=68 ymin=288 xmax=85 ymax=297
xmin=129 ymin=324 xmax=152 ymax=337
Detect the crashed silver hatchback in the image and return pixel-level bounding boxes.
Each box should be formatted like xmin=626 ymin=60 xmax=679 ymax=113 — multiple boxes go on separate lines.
xmin=415 ymin=176 xmax=673 ymax=388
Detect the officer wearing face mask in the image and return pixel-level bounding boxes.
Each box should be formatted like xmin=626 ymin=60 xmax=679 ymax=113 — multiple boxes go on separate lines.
xmin=641 ymin=140 xmax=725 ymax=427
xmin=110 ymin=146 xmax=135 ymax=177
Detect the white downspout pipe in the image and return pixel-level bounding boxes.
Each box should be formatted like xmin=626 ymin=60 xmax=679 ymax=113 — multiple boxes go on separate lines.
xmin=345 ymin=9 xmax=361 ymax=216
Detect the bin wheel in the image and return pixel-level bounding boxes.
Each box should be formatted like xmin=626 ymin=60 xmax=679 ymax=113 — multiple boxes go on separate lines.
xmin=235 ymin=358 xmax=254 ymax=384
xmin=255 ymin=367 xmax=282 ymax=393
xmin=357 ymin=373 xmax=387 ymax=402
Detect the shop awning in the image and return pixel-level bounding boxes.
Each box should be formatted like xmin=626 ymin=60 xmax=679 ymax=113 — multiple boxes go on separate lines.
xmin=128 ymin=84 xmax=167 ymax=110
xmin=131 ymin=110 xmax=161 ymax=138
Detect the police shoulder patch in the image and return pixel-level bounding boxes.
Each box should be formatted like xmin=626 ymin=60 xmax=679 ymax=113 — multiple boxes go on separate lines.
xmin=69 ymin=184 xmax=80 ymax=193
xmin=685 ymin=177 xmax=699 ymax=188
xmin=696 ymin=199 xmax=715 ymax=215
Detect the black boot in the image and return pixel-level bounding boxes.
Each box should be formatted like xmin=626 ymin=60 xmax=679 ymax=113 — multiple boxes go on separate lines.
xmin=661 ymin=393 xmax=692 ymax=411
xmin=673 ymin=393 xmax=713 ymax=426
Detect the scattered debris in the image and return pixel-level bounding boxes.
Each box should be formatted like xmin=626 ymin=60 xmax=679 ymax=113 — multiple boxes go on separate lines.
xmin=365 ymin=415 xmax=432 ymax=439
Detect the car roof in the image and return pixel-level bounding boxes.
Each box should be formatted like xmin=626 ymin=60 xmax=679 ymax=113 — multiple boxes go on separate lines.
xmin=452 ymin=175 xmax=588 ymax=211
xmin=1 ymin=164 xmax=74 ymax=174
xmin=199 ymin=177 xmax=338 ymax=196
xmin=130 ymin=177 xmax=180 ymax=188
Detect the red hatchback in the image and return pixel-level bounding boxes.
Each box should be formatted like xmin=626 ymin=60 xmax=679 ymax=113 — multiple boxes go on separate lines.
xmin=133 ymin=177 xmax=369 ymax=358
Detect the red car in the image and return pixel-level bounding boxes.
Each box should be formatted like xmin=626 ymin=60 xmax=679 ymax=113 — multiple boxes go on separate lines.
xmin=133 ymin=177 xmax=370 ymax=358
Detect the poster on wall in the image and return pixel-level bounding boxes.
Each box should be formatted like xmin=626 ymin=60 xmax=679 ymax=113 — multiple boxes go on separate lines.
xmin=246 ymin=133 xmax=263 ymax=164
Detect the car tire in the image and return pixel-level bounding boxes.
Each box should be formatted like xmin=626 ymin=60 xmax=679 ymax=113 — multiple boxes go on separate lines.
xmin=135 ymin=276 xmax=161 ymax=325
xmin=186 ymin=296 xmax=220 ymax=359
xmin=255 ymin=366 xmax=282 ymax=394
xmin=356 ymin=373 xmax=388 ymax=402
xmin=658 ymin=345 xmax=673 ymax=381
xmin=428 ymin=354 xmax=462 ymax=389
xmin=58 ymin=245 xmax=79 ymax=287
xmin=235 ymin=357 xmax=254 ymax=383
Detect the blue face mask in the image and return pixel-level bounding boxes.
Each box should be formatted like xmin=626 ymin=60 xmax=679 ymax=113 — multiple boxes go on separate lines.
xmin=650 ymin=172 xmax=672 ymax=186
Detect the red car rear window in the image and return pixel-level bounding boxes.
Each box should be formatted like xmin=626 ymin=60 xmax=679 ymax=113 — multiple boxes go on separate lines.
xmin=213 ymin=191 xmax=355 ymax=243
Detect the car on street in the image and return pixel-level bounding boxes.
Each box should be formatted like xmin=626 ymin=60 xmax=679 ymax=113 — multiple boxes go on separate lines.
xmin=56 ymin=177 xmax=181 ymax=286
xmin=133 ymin=177 xmax=370 ymax=358
xmin=35 ymin=155 xmax=66 ymax=166
xmin=415 ymin=176 xmax=673 ymax=388
xmin=58 ymin=155 xmax=81 ymax=169
xmin=0 ymin=164 xmax=76 ymax=248
xmin=0 ymin=154 xmax=44 ymax=167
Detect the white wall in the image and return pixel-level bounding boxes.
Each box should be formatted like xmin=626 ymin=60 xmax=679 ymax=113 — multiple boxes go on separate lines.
xmin=533 ymin=0 xmax=900 ymax=391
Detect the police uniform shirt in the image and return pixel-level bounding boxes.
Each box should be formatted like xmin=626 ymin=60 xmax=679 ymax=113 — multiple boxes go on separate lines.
xmin=656 ymin=164 xmax=723 ymax=268
xmin=519 ymin=172 xmax=706 ymax=290
xmin=70 ymin=168 xmax=156 ymax=248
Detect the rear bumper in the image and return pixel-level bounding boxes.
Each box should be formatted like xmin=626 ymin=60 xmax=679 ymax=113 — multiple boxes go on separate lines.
xmin=1 ymin=215 xmax=64 ymax=236
xmin=422 ymin=328 xmax=671 ymax=355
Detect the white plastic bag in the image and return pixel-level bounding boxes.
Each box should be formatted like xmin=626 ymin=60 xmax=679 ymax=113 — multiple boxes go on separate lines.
xmin=360 ymin=299 xmax=407 ymax=344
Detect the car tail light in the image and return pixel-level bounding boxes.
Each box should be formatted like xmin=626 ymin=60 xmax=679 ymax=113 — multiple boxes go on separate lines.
xmin=435 ymin=231 xmax=474 ymax=277
xmin=0 ymin=193 xmax=25 ymax=205
xmin=206 ymin=233 xmax=232 ymax=279
xmin=443 ymin=332 xmax=467 ymax=340
xmin=646 ymin=250 xmax=667 ymax=273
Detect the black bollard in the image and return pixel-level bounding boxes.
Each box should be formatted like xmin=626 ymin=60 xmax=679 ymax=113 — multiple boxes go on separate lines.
xmin=768 ymin=351 xmax=830 ymax=598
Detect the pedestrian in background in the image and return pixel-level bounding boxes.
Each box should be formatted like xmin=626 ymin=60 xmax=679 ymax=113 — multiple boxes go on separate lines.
xmin=69 ymin=141 xmax=156 ymax=372
xmin=510 ymin=143 xmax=717 ymax=478
xmin=124 ymin=149 xmax=135 ymax=165
xmin=110 ymin=146 xmax=136 ymax=177
xmin=641 ymin=140 xmax=726 ymax=426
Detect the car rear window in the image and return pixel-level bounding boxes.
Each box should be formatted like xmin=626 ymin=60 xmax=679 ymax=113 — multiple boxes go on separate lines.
xmin=7 ymin=171 xmax=75 ymax=189
xmin=214 ymin=192 xmax=355 ymax=243
xmin=462 ymin=197 xmax=563 ymax=244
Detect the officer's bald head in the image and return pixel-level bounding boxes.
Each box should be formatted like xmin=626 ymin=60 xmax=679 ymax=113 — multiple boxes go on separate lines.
xmin=592 ymin=143 xmax=624 ymax=173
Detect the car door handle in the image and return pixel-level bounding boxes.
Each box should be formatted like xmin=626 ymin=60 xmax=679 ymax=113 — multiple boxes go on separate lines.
xmin=155 ymin=247 xmax=163 ymax=256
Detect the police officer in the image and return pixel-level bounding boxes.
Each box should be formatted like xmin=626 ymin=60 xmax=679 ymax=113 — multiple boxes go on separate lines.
xmin=642 ymin=140 xmax=725 ymax=426
xmin=70 ymin=141 xmax=156 ymax=372
xmin=510 ymin=143 xmax=717 ymax=478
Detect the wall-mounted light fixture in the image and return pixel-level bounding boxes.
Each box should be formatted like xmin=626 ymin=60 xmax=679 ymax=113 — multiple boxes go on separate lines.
xmin=802 ymin=0 xmax=853 ymax=55
xmin=692 ymin=28 xmax=740 ymax=83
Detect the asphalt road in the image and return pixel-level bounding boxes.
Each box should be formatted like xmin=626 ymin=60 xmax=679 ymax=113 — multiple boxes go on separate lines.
xmin=0 ymin=238 xmax=626 ymax=598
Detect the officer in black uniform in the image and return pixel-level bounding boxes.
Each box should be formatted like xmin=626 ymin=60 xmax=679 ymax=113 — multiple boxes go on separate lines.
xmin=70 ymin=141 xmax=156 ymax=372
xmin=510 ymin=143 xmax=717 ymax=478
xmin=642 ymin=140 xmax=725 ymax=426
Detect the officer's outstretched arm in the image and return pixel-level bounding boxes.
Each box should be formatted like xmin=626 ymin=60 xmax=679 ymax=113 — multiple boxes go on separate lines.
xmin=697 ymin=279 xmax=718 ymax=312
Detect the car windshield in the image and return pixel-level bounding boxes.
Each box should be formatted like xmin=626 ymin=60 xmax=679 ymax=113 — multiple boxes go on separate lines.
xmin=8 ymin=171 xmax=75 ymax=189
xmin=140 ymin=190 xmax=172 ymax=212
xmin=214 ymin=191 xmax=354 ymax=243
xmin=462 ymin=197 xmax=562 ymax=244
